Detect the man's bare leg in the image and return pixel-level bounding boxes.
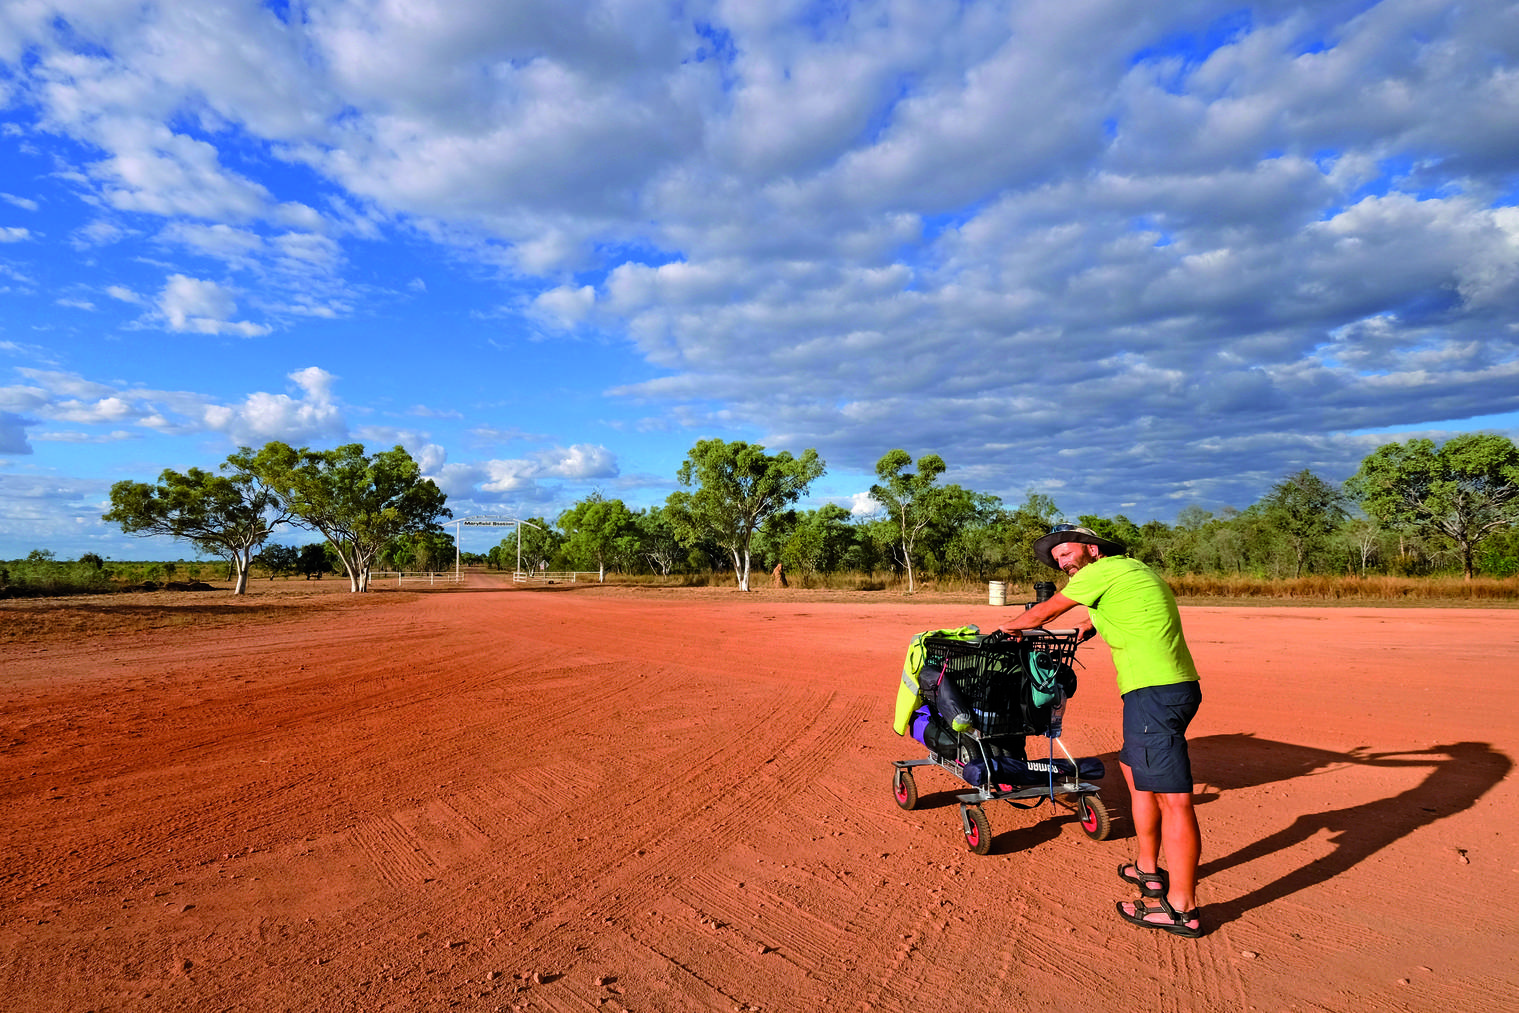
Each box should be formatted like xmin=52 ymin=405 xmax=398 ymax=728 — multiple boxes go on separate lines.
xmin=1119 ymin=761 xmax=1201 ymax=930
xmin=1121 ymin=761 xmax=1164 ymax=879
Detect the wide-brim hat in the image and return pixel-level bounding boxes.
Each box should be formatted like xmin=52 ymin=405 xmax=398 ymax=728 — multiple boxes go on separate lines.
xmin=1033 ymin=525 xmax=1128 ymax=569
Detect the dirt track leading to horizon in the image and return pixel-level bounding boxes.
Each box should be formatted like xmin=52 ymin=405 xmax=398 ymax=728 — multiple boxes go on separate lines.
xmin=2 ymin=576 xmax=1516 ymax=1011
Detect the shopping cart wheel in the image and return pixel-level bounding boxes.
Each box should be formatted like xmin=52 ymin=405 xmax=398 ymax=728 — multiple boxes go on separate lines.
xmin=961 ymin=805 xmax=992 ymax=855
xmin=1076 ymin=794 xmax=1111 ymax=841
xmin=892 ymin=767 xmax=918 ymax=810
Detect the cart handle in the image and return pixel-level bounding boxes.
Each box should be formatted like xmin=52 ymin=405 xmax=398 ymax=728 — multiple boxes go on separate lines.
xmin=984 ymin=628 xmax=1080 ymax=643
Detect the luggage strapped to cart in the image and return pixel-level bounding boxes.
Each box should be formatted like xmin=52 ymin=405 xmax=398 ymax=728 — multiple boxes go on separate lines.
xmin=891 ymin=629 xmax=1111 ymax=854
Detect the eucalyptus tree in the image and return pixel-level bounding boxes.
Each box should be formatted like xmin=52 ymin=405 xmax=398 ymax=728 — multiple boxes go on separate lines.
xmin=985 ymin=492 xmax=1058 ymax=581
xmin=254 ymin=542 xmax=299 ymax=579
xmin=559 ymin=494 xmax=636 ymax=581
xmin=634 ymin=505 xmax=685 ymax=577
xmin=1264 ymin=469 xmax=1348 ymax=577
xmin=931 ymin=487 xmax=1004 ymax=581
xmin=495 ymin=517 xmax=561 ymax=575
xmin=1347 ymin=434 xmax=1519 ymax=579
xmin=669 ymin=439 xmax=825 ymax=591
xmin=778 ymin=503 xmax=858 ymax=580
xmin=245 ymin=442 xmax=450 ymax=592
xmin=104 ymin=459 xmax=290 ymax=594
xmin=297 ymin=542 xmax=334 ymax=579
xmin=870 ymin=449 xmax=946 ymax=593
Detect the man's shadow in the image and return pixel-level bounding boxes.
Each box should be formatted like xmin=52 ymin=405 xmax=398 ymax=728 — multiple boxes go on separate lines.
xmin=1183 ymin=734 xmax=1510 ymax=928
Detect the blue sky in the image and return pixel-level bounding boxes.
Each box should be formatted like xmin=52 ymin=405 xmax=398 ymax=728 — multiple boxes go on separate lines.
xmin=2 ymin=0 xmax=1517 ymax=560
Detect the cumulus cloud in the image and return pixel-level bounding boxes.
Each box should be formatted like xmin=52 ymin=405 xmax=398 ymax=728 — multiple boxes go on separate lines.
xmin=529 ymin=284 xmax=596 ymax=329
xmin=155 ymin=274 xmax=270 ymax=336
xmin=428 ymin=443 xmax=620 ymax=503
xmin=203 ymin=366 xmax=345 ymax=444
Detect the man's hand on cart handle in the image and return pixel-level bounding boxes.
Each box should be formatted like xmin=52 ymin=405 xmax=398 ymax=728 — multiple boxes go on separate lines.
xmin=986 ymin=625 xmax=1096 ymax=643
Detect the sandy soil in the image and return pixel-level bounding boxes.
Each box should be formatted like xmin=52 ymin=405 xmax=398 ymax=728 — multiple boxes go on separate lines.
xmin=2 ymin=575 xmax=1516 ymax=1012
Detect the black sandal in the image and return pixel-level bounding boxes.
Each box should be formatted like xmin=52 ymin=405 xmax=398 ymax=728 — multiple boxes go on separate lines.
xmin=1116 ymin=896 xmax=1202 ymax=938
xmin=1116 ymin=862 xmax=1168 ymax=898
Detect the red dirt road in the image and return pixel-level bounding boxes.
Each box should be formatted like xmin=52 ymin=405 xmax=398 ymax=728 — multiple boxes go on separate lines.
xmin=2 ymin=578 xmax=1517 ymax=1012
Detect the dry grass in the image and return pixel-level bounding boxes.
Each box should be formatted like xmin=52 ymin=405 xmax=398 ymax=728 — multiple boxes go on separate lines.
xmin=1164 ymin=572 xmax=1519 ymax=603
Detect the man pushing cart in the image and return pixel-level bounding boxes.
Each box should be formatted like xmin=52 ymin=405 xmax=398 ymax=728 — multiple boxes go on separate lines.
xmin=892 ymin=525 xmax=1206 ymax=939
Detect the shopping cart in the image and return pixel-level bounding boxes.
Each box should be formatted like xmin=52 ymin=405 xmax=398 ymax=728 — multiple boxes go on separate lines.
xmin=891 ymin=629 xmax=1110 ymax=854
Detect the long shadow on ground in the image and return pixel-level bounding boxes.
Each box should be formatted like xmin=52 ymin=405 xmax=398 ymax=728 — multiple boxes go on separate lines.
xmin=1189 ymin=734 xmax=1511 ymax=928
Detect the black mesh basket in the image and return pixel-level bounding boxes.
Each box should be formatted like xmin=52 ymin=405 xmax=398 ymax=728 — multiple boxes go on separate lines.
xmin=921 ymin=633 xmax=1079 ymax=737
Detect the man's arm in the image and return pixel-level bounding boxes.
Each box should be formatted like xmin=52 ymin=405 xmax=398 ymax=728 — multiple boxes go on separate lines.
xmin=989 ymin=592 xmax=1095 ymax=640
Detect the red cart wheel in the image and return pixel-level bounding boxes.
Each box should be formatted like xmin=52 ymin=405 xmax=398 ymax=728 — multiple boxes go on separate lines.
xmin=892 ymin=767 xmax=918 ymax=810
xmin=962 ymin=805 xmax=992 ymax=855
xmin=1077 ymin=794 xmax=1111 ymax=841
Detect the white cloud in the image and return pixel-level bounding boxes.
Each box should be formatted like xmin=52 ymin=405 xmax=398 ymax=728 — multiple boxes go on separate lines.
xmin=89 ymin=123 xmax=274 ymax=221
xmin=529 ymin=284 xmax=596 ymax=329
xmin=155 ymin=274 xmax=270 ymax=336
xmin=70 ymin=219 xmax=132 ymax=248
xmin=428 ymin=442 xmax=620 ymax=502
xmin=1 ymin=193 xmax=39 ymax=211
xmin=0 ymin=226 xmax=31 ymax=241
xmin=33 ymin=428 xmax=136 ymax=444
xmin=844 ymin=491 xmax=880 ymax=518
xmin=201 ymin=366 xmax=345 ymax=444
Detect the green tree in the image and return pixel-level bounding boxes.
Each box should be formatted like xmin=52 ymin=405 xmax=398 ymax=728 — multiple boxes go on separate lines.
xmin=297 ymin=542 xmax=333 ymax=579
xmin=669 ymin=439 xmax=825 ymax=591
xmin=779 ymin=503 xmax=858 ymax=580
xmin=1332 ymin=515 xmax=1384 ymax=576
xmin=245 ymin=442 xmax=450 ymax=592
xmin=1264 ymin=469 xmax=1348 ymax=577
xmin=929 ymin=487 xmax=1003 ymax=581
xmin=559 ymin=494 xmax=636 ymax=581
xmin=381 ymin=529 xmax=455 ymax=572
xmin=1347 ymin=434 xmax=1519 ymax=579
xmin=1476 ymin=526 xmax=1519 ymax=578
xmin=104 ymin=460 xmax=289 ymax=595
xmin=869 ymin=449 xmax=947 ymax=593
xmin=255 ymin=542 xmax=299 ymax=579
xmin=985 ymin=492 xmax=1056 ymax=582
xmin=494 ymin=518 xmax=560 ymax=575
xmin=634 ymin=506 xmax=685 ymax=577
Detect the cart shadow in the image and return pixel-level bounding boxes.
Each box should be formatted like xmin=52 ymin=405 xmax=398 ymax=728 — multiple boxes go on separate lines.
xmin=1191 ymin=735 xmax=1510 ymax=928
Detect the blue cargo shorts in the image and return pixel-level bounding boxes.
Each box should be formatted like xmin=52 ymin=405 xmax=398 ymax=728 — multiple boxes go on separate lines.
xmin=1119 ymin=681 xmax=1202 ymax=794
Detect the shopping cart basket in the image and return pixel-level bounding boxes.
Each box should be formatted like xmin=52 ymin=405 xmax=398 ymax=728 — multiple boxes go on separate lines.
xmin=891 ymin=629 xmax=1110 ymax=854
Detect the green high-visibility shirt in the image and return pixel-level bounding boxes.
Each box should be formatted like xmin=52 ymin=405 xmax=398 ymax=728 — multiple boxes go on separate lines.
xmin=1061 ymin=556 xmax=1199 ymax=696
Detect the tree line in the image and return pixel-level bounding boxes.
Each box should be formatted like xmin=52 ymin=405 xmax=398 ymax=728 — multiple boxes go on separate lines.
xmin=494 ymin=433 xmax=1519 ymax=588
xmin=102 ymin=432 xmax=1519 ymax=595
